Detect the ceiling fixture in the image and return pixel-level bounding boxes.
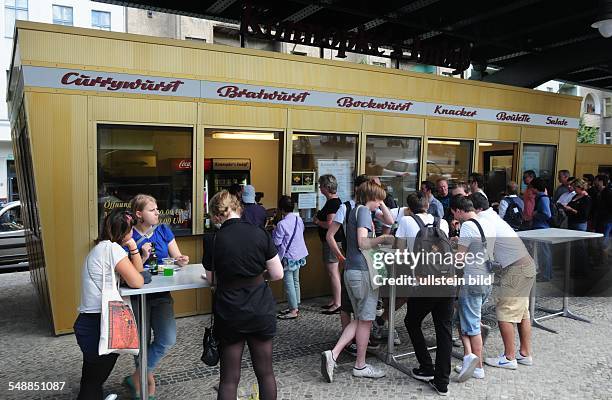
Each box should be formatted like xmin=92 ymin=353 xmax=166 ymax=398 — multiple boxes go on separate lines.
xmin=428 ymin=140 xmax=461 ymax=146
xmin=592 ymin=0 xmax=612 ymax=38
xmin=211 ymin=131 xmax=278 ymax=141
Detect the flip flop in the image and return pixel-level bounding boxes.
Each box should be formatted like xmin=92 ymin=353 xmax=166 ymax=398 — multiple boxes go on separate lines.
xmin=278 ymin=308 xmax=291 ymax=315
xmin=321 ymin=304 xmax=334 ymax=309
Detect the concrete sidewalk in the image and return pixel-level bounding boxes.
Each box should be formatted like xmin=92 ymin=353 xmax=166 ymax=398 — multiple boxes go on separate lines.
xmin=1 ymin=270 xmax=611 ymax=399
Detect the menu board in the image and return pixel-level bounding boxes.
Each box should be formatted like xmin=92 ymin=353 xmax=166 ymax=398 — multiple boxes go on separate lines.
xmin=317 ymin=159 xmax=352 ymax=208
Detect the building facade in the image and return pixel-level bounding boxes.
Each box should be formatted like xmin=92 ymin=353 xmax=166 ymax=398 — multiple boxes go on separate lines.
xmin=0 ymin=0 xmax=125 ymax=203
xmin=535 ymin=80 xmax=612 ymax=145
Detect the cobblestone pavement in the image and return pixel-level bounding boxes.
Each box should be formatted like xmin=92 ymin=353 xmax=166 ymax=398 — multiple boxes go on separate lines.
xmin=1 ymin=270 xmax=611 ymax=399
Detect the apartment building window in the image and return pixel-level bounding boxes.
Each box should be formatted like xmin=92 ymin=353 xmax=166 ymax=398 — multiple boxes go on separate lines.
xmin=372 ymin=61 xmax=387 ymax=68
xmin=605 ymin=97 xmax=612 ymax=117
xmin=5 ymin=0 xmax=28 ymax=38
xmin=91 ymin=10 xmax=111 ymax=30
xmin=52 ymin=5 xmax=73 ymax=26
xmin=605 ymin=132 xmax=612 ymax=145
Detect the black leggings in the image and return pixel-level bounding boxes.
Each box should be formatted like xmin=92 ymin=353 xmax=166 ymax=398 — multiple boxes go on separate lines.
xmin=218 ymin=336 xmax=276 ymax=400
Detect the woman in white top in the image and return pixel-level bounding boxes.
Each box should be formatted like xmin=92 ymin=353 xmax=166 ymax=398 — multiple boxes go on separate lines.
xmin=74 ymin=208 xmax=144 ymax=400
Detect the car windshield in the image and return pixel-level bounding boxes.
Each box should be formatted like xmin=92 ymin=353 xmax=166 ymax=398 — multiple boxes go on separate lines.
xmin=0 ymin=206 xmax=24 ymax=232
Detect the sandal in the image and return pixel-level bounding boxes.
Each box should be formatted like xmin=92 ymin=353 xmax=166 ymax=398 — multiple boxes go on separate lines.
xmin=321 ymin=304 xmax=334 ymax=309
xmin=123 ymin=376 xmax=156 ymax=400
xmin=322 ymin=306 xmax=341 ymax=315
xmin=277 ymin=313 xmax=298 ymax=320
xmin=278 ymin=308 xmax=291 ymax=315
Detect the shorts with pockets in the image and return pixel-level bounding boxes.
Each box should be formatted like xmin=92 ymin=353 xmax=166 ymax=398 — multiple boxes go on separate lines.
xmin=344 ymin=269 xmax=378 ymax=321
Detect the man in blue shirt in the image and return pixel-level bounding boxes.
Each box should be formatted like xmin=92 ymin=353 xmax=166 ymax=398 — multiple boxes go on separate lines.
xmin=241 ymin=184 xmax=267 ymax=228
xmin=421 ymin=181 xmax=444 ymax=219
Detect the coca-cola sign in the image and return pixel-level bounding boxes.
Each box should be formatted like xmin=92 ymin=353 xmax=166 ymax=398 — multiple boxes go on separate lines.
xmin=172 ymin=159 xmax=192 ymax=170
xmin=22 ymin=66 xmax=580 ymax=129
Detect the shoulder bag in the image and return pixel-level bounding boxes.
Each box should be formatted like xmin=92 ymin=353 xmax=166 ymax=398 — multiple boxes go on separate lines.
xmin=95 ymin=243 xmax=139 ymax=355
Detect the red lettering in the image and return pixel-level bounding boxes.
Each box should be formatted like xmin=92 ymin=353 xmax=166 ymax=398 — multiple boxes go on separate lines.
xmin=61 ymin=72 xmax=80 ymax=85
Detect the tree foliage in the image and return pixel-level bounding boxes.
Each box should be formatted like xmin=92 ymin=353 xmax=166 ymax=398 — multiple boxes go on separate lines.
xmin=577 ymin=117 xmax=599 ymax=144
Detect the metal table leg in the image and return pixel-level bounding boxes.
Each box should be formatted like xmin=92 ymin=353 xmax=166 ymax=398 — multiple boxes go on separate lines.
xmin=560 ymin=242 xmax=591 ymax=323
xmin=529 ymin=242 xmax=559 ymax=333
xmin=374 ymin=263 xmax=436 ymax=376
xmin=139 ymin=294 xmax=148 ymax=400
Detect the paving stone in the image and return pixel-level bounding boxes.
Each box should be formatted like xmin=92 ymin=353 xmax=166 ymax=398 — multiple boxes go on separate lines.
xmin=1 ymin=271 xmax=611 ymax=399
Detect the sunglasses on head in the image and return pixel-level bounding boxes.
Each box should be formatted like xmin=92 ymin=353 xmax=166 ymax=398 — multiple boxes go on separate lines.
xmin=122 ymin=210 xmax=136 ymax=227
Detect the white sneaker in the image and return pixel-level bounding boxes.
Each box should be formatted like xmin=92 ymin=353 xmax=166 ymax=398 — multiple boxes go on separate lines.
xmin=352 ymin=363 xmax=386 ymax=379
xmin=516 ymin=352 xmax=533 ymax=366
xmin=104 ymin=395 xmax=118 ymax=400
xmin=484 ymin=354 xmax=518 ymax=369
xmin=393 ymin=329 xmax=401 ymax=345
xmin=456 ymin=353 xmax=479 ymax=382
xmin=320 ymin=350 xmax=336 ymax=383
xmin=454 ymin=364 xmax=485 ymax=379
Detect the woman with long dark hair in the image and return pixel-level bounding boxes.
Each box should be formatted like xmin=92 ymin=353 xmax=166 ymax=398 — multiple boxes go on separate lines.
xmin=74 ymin=208 xmax=144 ymax=400
xmin=204 ymin=190 xmax=284 ymax=400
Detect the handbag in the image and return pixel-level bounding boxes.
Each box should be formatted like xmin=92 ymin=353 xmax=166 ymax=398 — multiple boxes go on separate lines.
xmin=96 ymin=242 xmax=139 ymax=355
xmin=355 ymin=205 xmax=388 ymax=290
xmin=201 ymin=235 xmax=220 ymax=366
xmin=281 ymin=215 xmax=299 ymax=269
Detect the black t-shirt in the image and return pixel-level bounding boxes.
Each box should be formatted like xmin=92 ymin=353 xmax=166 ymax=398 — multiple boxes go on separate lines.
xmin=316 ymin=197 xmax=342 ymax=242
xmin=203 ymin=218 xmax=278 ymax=322
xmin=567 ymin=195 xmax=591 ymax=225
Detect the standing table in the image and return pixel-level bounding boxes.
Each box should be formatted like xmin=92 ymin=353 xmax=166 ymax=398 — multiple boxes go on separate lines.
xmin=516 ymin=228 xmax=602 ymax=333
xmin=120 ymin=264 xmax=210 ymax=400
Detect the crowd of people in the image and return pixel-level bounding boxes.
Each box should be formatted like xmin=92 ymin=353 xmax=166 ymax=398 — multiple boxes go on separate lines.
xmin=74 ymin=168 xmax=611 ymax=399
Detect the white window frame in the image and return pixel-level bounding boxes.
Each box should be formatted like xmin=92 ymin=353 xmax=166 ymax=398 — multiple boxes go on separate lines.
xmin=52 ymin=4 xmax=73 ymax=26
xmin=604 ymin=97 xmax=612 ymax=118
xmin=91 ymin=10 xmax=111 ymax=31
xmin=5 ymin=0 xmax=28 ymax=38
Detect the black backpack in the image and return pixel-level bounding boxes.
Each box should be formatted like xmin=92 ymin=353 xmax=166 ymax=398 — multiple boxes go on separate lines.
xmin=502 ymin=196 xmax=523 ymax=231
xmin=536 ymin=195 xmax=568 ymax=228
xmin=411 ymin=215 xmax=455 ymax=295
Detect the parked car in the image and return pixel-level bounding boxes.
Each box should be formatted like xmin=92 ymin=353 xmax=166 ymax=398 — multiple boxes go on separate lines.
xmin=0 ymin=201 xmax=28 ymax=270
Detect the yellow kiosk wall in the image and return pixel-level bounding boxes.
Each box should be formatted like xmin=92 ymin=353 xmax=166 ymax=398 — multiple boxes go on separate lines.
xmin=10 ymin=22 xmax=583 ymax=334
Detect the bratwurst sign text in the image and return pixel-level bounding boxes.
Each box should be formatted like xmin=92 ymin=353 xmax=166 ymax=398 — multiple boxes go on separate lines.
xmin=22 ymin=66 xmax=579 ymax=129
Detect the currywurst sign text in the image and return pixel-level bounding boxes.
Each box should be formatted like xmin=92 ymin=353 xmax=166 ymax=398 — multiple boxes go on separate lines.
xmin=22 ymin=66 xmax=579 ymax=129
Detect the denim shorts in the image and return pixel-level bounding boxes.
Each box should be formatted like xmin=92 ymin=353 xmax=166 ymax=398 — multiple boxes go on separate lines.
xmin=344 ymin=269 xmax=378 ymax=321
xmin=458 ymin=284 xmax=492 ymax=336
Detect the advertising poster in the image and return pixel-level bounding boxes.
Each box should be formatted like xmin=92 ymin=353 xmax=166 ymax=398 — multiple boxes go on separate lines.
xmin=317 ymin=159 xmax=352 ymax=208
xmin=291 ymin=171 xmax=316 ymax=193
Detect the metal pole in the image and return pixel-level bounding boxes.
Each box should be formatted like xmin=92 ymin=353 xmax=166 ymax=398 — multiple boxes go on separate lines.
xmin=139 ymin=294 xmax=148 ymax=400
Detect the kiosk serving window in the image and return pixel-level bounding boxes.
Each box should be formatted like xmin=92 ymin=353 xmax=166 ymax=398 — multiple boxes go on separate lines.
xmin=522 ymin=144 xmax=557 ymax=194
xmin=291 ymin=133 xmax=358 ymax=222
xmin=97 ymin=125 xmax=193 ymax=236
xmin=426 ymin=139 xmax=473 ymax=186
xmin=365 ymin=136 xmax=421 ymax=207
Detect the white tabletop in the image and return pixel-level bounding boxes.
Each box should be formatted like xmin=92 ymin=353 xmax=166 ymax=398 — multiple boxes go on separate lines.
xmin=119 ymin=264 xmax=211 ymax=296
xmin=516 ymin=228 xmax=603 ymax=244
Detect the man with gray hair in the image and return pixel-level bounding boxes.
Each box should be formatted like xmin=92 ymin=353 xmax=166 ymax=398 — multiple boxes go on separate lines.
xmin=553 ymin=170 xmax=571 ymax=202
